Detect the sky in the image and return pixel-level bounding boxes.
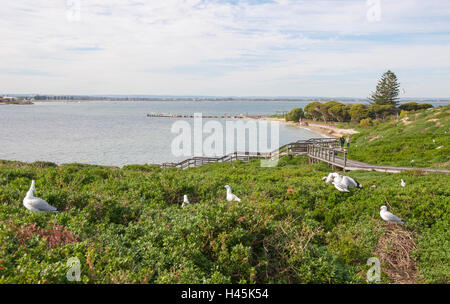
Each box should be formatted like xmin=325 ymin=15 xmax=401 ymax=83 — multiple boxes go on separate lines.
xmin=0 ymin=0 xmax=449 ymax=98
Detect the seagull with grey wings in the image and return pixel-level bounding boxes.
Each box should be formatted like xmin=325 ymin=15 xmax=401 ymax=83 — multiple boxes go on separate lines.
xmin=224 ymin=185 xmax=241 ymax=202
xmin=323 ymin=172 xmax=362 ymax=192
xmin=380 ymin=206 xmax=404 ymax=229
xmin=23 ymin=180 xmax=58 ymax=213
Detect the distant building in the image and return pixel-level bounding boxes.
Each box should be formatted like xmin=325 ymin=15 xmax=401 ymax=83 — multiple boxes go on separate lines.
xmin=2 ymin=96 xmax=17 ymax=101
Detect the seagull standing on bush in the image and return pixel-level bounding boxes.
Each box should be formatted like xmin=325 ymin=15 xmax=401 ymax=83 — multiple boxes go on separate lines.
xmin=224 ymin=185 xmax=241 ymax=202
xmin=181 ymin=194 xmax=190 ymax=209
xmin=23 ymin=180 xmax=58 ymax=213
xmin=380 ymin=206 xmax=404 ymax=229
xmin=401 ymin=179 xmax=406 ymax=187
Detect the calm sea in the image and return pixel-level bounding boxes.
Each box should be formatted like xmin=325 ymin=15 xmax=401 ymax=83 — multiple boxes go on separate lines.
xmin=0 ymin=100 xmax=448 ymax=167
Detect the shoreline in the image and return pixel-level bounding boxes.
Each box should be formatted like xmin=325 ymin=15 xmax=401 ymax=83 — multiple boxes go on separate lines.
xmin=243 ymin=116 xmax=358 ymax=138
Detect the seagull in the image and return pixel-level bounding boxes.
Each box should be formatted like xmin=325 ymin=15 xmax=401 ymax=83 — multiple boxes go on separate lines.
xmin=401 ymin=179 xmax=406 ymax=187
xmin=181 ymin=194 xmax=190 ymax=209
xmin=329 ymin=174 xmax=362 ymax=192
xmin=380 ymin=206 xmax=404 ymax=229
xmin=23 ymin=180 xmax=58 ymax=213
xmin=224 ymin=185 xmax=241 ymax=202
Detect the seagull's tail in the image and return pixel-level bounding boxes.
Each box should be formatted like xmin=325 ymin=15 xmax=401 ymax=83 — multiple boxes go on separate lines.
xmin=356 ymin=182 xmax=362 ymax=188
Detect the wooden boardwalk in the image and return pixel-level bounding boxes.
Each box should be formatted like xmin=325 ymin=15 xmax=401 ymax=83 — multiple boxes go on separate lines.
xmin=307 ymin=145 xmax=450 ymax=173
xmin=157 ymin=138 xmax=450 ymax=174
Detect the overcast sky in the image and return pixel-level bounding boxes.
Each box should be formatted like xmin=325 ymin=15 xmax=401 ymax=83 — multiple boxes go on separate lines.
xmin=1 ymin=0 xmax=449 ymax=98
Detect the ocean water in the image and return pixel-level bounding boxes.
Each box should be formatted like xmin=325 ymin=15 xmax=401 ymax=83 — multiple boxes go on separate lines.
xmin=0 ymin=100 xmax=323 ymax=167
xmin=1 ymin=100 xmax=447 ymax=167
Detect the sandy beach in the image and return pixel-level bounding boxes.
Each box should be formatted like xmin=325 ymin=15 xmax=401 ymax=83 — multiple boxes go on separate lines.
xmin=244 ymin=116 xmax=358 ymax=138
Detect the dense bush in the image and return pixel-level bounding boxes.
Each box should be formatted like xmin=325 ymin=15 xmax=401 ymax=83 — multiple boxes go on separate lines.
xmin=285 ymin=107 xmax=304 ymax=122
xmin=300 ymin=101 xmax=434 ymax=125
xmin=349 ymin=104 xmax=369 ymax=123
xmin=359 ymin=118 xmax=373 ymax=128
xmin=399 ymin=102 xmax=433 ymax=112
xmin=0 ymin=152 xmax=448 ymax=284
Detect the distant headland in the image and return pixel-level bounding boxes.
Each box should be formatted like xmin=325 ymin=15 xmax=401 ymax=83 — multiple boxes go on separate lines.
xmin=1 ymin=94 xmax=449 ymax=103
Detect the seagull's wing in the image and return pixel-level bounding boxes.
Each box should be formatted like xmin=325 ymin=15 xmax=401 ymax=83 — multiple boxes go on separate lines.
xmin=332 ymin=182 xmax=350 ymax=192
xmin=232 ymin=194 xmax=241 ymax=202
xmin=27 ymin=197 xmax=58 ymax=212
xmin=384 ymin=211 xmax=403 ymax=223
xmin=342 ymin=176 xmax=358 ymax=188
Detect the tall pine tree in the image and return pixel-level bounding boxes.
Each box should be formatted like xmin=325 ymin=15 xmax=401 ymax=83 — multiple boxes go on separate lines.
xmin=369 ymin=70 xmax=400 ymax=106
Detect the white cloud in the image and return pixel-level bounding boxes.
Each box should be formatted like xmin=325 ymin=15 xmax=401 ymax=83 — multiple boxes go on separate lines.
xmin=0 ymin=0 xmax=449 ymax=97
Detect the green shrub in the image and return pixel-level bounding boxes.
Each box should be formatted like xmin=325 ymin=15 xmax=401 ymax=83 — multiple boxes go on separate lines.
xmin=285 ymin=107 xmax=304 ymax=122
xmin=360 ymin=118 xmax=373 ymax=128
xmin=400 ymin=102 xmax=433 ymax=112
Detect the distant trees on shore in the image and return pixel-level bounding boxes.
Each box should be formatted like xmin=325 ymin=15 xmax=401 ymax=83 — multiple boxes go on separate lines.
xmin=302 ymin=100 xmax=433 ymax=126
xmin=299 ymin=71 xmax=433 ymax=127
xmin=285 ymin=107 xmax=305 ymax=122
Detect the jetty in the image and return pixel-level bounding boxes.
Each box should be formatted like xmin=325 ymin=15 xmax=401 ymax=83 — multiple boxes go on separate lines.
xmin=157 ymin=138 xmax=450 ymax=174
xmin=146 ymin=113 xmax=267 ymax=119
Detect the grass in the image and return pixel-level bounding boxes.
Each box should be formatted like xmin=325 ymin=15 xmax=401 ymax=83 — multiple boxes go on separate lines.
xmin=0 ymin=156 xmax=448 ymax=284
xmin=347 ymin=105 xmax=450 ymax=169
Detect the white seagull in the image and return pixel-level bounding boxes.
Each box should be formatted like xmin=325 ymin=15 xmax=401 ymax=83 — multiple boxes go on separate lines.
xmin=380 ymin=206 xmax=404 ymax=229
xmin=181 ymin=194 xmax=190 ymax=209
xmin=325 ymin=173 xmax=362 ymax=192
xmin=401 ymin=179 xmax=406 ymax=187
xmin=224 ymin=185 xmax=241 ymax=202
xmin=23 ymin=180 xmax=58 ymax=213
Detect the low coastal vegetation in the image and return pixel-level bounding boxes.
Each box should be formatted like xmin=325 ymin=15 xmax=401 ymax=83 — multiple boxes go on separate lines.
xmin=347 ymin=105 xmax=449 ymax=169
xmin=0 ymin=154 xmax=448 ymax=283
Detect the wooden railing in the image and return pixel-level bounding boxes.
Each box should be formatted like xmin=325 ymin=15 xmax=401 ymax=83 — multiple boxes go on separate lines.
xmin=307 ymin=144 xmax=347 ymax=167
xmin=158 ymin=137 xmax=337 ymax=169
xmin=155 ymin=136 xmax=450 ymax=173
